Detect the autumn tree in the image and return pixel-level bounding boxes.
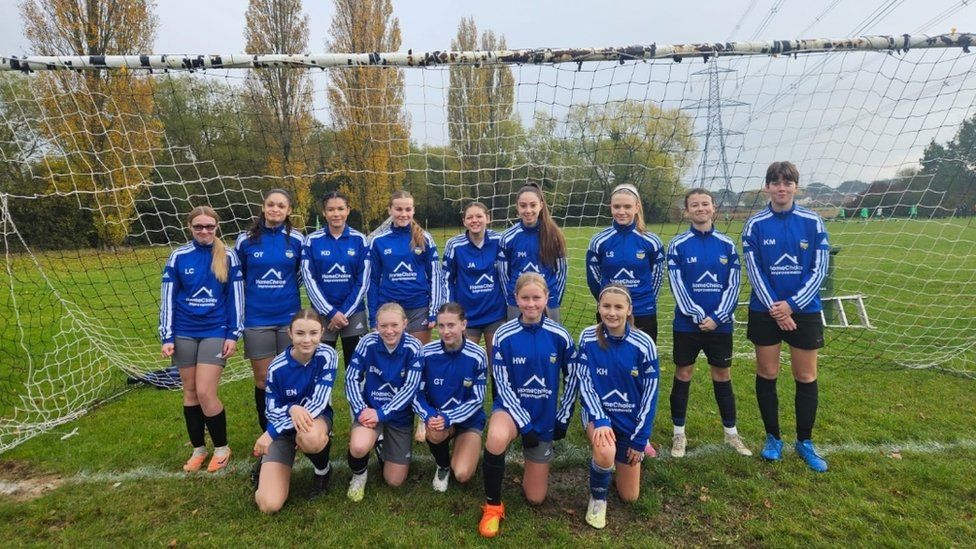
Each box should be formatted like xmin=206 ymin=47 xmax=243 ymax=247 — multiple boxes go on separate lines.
xmin=447 ymin=17 xmax=518 ymax=215
xmin=326 ymin=0 xmax=408 ymax=230
xmin=245 ymin=0 xmax=314 ymax=227
xmin=20 ymin=0 xmax=161 ymax=247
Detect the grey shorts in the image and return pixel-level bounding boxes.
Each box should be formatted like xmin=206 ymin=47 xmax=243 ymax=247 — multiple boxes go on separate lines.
xmin=243 ymin=326 xmax=290 ymax=360
xmin=523 ymin=439 xmax=555 ymax=464
xmin=506 ymin=305 xmax=560 ymax=324
xmin=353 ymin=420 xmax=413 ymax=465
xmin=322 ymin=310 xmax=369 ymax=342
xmin=262 ymin=417 xmax=333 ymax=467
xmin=405 ymin=307 xmax=430 ymax=334
xmin=173 ymin=336 xmax=226 ymax=368
xmin=466 ymin=319 xmax=504 ymax=340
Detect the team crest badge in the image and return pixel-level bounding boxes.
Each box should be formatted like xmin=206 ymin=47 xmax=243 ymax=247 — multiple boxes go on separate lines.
xmin=630 ymin=368 xmax=639 ymax=377
xmin=636 ymin=251 xmax=646 ymax=259
xmin=463 ymin=377 xmax=473 ymax=387
xmin=414 ymin=247 xmax=423 ymax=255
xmin=347 ymin=249 xmax=356 ymax=256
xmin=285 ymin=249 xmax=294 ymax=258
xmin=549 ymin=354 xmax=557 ymax=364
xmin=719 ymin=255 xmax=728 ymax=265
xmin=800 ymin=239 xmax=809 ymax=250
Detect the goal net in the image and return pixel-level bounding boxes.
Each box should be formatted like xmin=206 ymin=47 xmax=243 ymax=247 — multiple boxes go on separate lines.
xmin=1 ymin=33 xmax=974 ymax=452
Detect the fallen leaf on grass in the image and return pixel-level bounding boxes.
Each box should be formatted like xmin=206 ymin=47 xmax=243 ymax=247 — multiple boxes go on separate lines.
xmin=889 ymin=450 xmax=903 ymax=460
xmin=699 ymin=494 xmax=710 ymax=502
xmin=763 ymin=499 xmax=773 ymax=509
xmin=112 ymin=482 xmax=121 ymax=488
xmin=563 ymin=508 xmax=576 ymax=515
xmin=167 ymin=539 xmax=178 ymax=548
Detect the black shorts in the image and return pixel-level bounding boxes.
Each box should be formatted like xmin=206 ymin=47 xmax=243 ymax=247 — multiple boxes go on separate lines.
xmin=594 ymin=312 xmax=657 ymax=344
xmin=746 ymin=310 xmax=824 ymax=350
xmin=672 ymin=331 xmax=733 ymax=368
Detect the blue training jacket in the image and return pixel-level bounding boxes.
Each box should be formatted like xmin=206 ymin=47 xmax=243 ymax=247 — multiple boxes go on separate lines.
xmin=667 ymin=225 xmax=741 ymax=334
xmin=367 ymin=224 xmax=444 ymax=326
xmin=264 ymin=344 xmax=339 ymax=439
xmin=576 ymin=324 xmax=660 ymax=452
xmin=345 ymin=332 xmax=423 ymax=428
xmin=234 ymin=225 xmax=304 ymax=328
xmin=742 ymin=203 xmax=830 ymax=313
xmin=302 ymin=225 xmax=369 ymax=321
xmin=413 ymin=339 xmax=488 ymax=431
xmin=586 ymin=221 xmax=666 ymax=316
xmin=492 ymin=316 xmax=578 ymax=441
xmin=159 ymin=241 xmax=244 ymax=343
xmin=498 ymin=222 xmax=568 ymax=309
xmin=442 ymin=230 xmax=506 ymax=328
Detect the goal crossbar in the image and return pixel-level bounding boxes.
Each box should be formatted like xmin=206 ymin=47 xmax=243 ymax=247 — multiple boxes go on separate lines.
xmin=2 ymin=32 xmax=972 ymax=72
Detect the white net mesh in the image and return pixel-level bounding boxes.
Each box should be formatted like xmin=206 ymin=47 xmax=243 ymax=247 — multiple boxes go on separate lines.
xmin=1 ymin=36 xmax=975 ymax=452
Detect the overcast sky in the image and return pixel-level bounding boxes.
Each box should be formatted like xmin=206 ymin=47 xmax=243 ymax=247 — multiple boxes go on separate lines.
xmin=2 ymin=1 xmax=974 ymax=189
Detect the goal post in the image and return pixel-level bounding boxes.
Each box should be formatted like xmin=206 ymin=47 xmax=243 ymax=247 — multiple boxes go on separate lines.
xmin=0 ymin=32 xmax=974 ymax=452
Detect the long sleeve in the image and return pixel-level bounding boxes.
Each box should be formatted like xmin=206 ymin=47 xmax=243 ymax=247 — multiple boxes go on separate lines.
xmin=789 ymin=223 xmax=830 ymax=311
xmin=742 ymin=228 xmax=778 ymax=309
xmin=585 ymin=238 xmax=602 ymax=300
xmin=378 ymin=350 xmax=423 ymax=421
xmin=339 ymin=236 xmax=369 ymax=318
xmin=667 ymin=241 xmax=707 ymax=323
xmin=575 ymin=346 xmax=610 ymax=428
xmin=366 ymin=239 xmax=382 ymax=327
xmin=265 ymin=368 xmax=295 ymax=439
xmin=426 ymin=237 xmax=443 ymax=322
xmin=649 ymin=242 xmax=666 ymax=298
xmin=714 ymin=244 xmax=741 ymax=324
xmin=552 ymin=255 xmax=569 ymax=306
xmin=493 ymin=349 xmax=533 ymax=433
xmin=345 ymin=341 xmax=369 ymax=418
xmin=301 ymin=238 xmax=335 ymax=318
xmin=159 ymin=253 xmax=180 ymax=344
xmin=554 ymin=339 xmax=579 ymax=425
xmin=442 ymin=239 xmax=457 ymax=303
xmin=442 ymin=348 xmax=488 ymax=427
xmin=630 ymin=352 xmax=660 ymax=452
xmin=412 ymin=377 xmax=438 ymax=422
xmin=225 ymin=250 xmax=244 ymax=341
xmin=301 ymin=351 xmax=338 ymax=419
xmin=497 ymin=240 xmax=511 ymax=302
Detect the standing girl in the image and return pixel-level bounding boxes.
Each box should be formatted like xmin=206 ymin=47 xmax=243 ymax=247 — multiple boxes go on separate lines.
xmin=302 ymin=191 xmax=370 ymax=368
xmin=366 ymin=190 xmax=444 ymax=344
xmin=666 ymin=188 xmax=750 ymax=458
xmin=499 ymin=184 xmax=568 ymax=322
xmin=576 ymin=284 xmax=659 ymax=529
xmin=253 ymin=309 xmax=338 ymax=513
xmin=234 ymin=189 xmax=304 ymax=435
xmin=344 ymin=303 xmax=424 ymax=501
xmin=478 ymin=272 xmax=578 ymax=538
xmin=442 ymin=202 xmax=506 ymax=357
xmin=743 ymin=161 xmax=830 ymax=472
xmin=585 ymin=183 xmax=665 ymax=342
xmin=160 ymin=205 xmax=243 ymax=472
xmin=414 ymin=303 xmax=488 ymax=492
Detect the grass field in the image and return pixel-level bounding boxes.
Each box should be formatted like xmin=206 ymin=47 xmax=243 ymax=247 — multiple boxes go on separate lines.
xmin=1 ymin=218 xmax=975 ymax=545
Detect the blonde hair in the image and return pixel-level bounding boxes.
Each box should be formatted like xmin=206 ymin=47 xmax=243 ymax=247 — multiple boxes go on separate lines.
xmin=610 ymin=184 xmax=647 ymax=234
xmin=390 ymin=190 xmax=425 ymax=251
xmin=187 ymin=205 xmax=228 ymax=283
xmin=376 ymin=302 xmax=408 ymax=323
xmin=595 ymin=284 xmax=635 ymax=350
xmin=517 ymin=184 xmax=566 ymax=269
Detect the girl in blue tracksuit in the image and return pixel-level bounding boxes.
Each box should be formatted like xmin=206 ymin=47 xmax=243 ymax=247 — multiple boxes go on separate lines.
xmin=586 ymin=183 xmax=666 ymax=342
xmin=576 ymin=284 xmax=659 ymax=529
xmin=302 ymin=191 xmax=369 ymax=368
xmin=499 ymin=184 xmax=568 ymax=322
xmin=344 ymin=302 xmax=423 ymax=501
xmin=443 ymin=201 xmax=506 ymax=358
xmin=159 ymin=205 xmax=243 ymax=473
xmin=666 ymin=188 xmax=751 ymax=459
xmin=478 ymin=272 xmax=578 ymax=539
xmin=252 ymin=309 xmax=338 ymax=513
xmin=743 ymin=161 xmax=830 ymax=472
xmin=234 ymin=188 xmax=304 ymax=436
xmin=367 ymin=190 xmax=444 ymax=344
xmin=414 ymin=302 xmax=488 ymax=492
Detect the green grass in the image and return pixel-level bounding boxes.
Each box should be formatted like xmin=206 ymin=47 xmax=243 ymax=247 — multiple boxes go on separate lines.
xmin=0 ymin=217 xmax=975 ymax=545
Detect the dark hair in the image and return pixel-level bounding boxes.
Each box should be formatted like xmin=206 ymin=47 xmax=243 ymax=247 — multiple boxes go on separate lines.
xmin=248 ymin=188 xmax=293 ymax=243
xmin=765 ymin=161 xmax=800 ymax=186
xmin=516 ymin=184 xmax=566 ymax=270
xmin=289 ymin=308 xmax=326 ymax=330
xmin=390 ymin=190 xmax=426 ymax=252
xmin=684 ymin=187 xmax=714 ymax=208
xmin=595 ymin=284 xmax=635 ymax=350
xmin=437 ymin=302 xmax=467 ymax=321
xmin=463 ymin=201 xmax=490 ymax=219
xmin=321 ymin=191 xmax=350 ymax=210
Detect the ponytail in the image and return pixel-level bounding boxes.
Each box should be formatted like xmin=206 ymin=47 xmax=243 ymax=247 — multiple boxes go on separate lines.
xmin=517 ymin=184 xmax=566 ymax=269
